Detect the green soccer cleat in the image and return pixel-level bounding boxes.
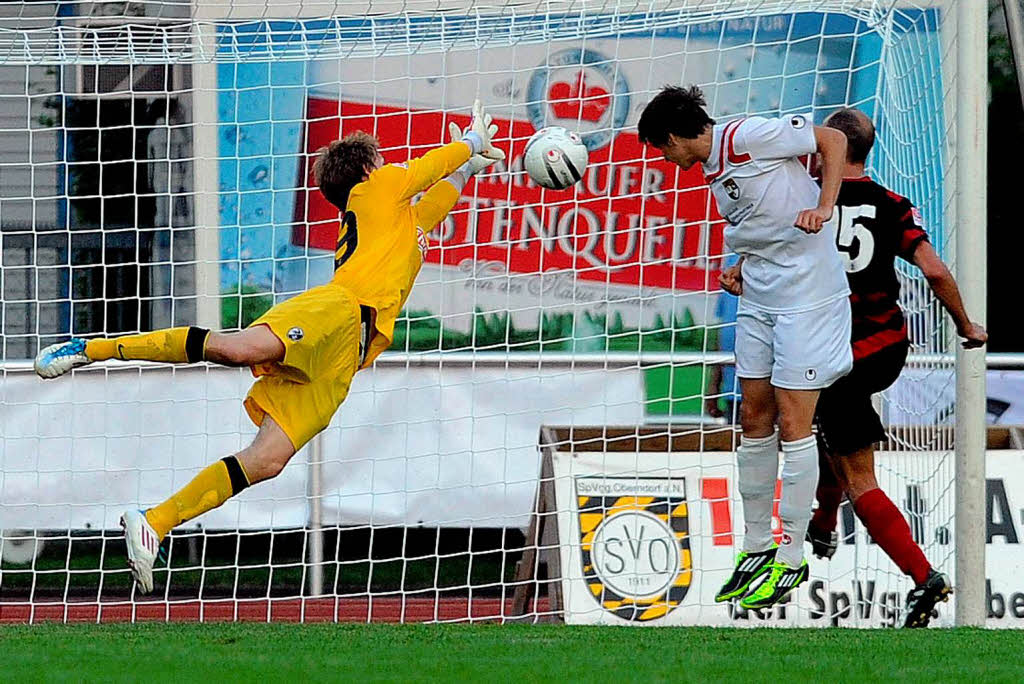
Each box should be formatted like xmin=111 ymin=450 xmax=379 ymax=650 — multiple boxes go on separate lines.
xmin=715 ymin=546 xmax=777 ymax=602
xmin=739 ymin=560 xmax=809 ymax=610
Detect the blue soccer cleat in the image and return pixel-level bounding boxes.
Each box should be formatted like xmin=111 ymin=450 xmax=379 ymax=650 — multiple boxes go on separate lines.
xmin=34 ymin=338 xmax=92 ymax=379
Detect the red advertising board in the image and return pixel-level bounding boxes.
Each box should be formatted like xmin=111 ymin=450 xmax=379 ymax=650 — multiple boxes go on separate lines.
xmin=294 ymin=97 xmax=725 ymax=292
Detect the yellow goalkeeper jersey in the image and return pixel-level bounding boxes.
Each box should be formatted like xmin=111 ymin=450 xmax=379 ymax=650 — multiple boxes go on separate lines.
xmin=331 ymin=141 xmax=470 ymax=368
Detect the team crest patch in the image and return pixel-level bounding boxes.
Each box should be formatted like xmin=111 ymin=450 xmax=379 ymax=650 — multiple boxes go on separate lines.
xmin=416 ymin=227 xmax=429 ymax=260
xmin=575 ymin=477 xmax=691 ymax=622
xmin=723 ymin=178 xmax=740 ymax=200
xmin=287 ymin=327 xmax=304 ymax=341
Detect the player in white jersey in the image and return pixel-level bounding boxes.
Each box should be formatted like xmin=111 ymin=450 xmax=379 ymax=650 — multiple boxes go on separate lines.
xmin=638 ymin=86 xmax=851 ymax=609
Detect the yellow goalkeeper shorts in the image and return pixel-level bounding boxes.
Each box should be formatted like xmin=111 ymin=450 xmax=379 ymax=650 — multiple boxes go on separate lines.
xmin=243 ymin=282 xmax=364 ymax=450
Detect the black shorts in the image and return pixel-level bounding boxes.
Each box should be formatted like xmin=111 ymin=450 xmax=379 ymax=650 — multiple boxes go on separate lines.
xmin=816 ymin=340 xmax=908 ymax=456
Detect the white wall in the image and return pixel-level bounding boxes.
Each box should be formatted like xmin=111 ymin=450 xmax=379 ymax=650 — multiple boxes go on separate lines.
xmin=0 ymin=363 xmax=644 ymax=530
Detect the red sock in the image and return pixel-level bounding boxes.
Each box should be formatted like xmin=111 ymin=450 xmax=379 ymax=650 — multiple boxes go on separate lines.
xmin=854 ymin=488 xmax=931 ymax=585
xmin=811 ymin=451 xmax=843 ymax=532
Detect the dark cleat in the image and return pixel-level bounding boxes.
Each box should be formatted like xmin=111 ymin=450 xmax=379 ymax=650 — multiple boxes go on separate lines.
xmin=806 ymin=523 xmax=838 ymax=560
xmin=903 ymin=569 xmax=952 ymax=628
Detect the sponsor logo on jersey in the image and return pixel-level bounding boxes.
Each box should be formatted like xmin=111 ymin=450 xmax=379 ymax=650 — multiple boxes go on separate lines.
xmin=575 ymin=476 xmax=691 ymax=622
xmin=526 ymin=48 xmax=630 ymax=152
xmin=790 ymin=115 xmax=807 ymax=129
xmin=805 ymin=368 xmax=817 ymax=381
xmin=415 ymin=227 xmax=429 ymax=260
xmin=911 ymin=206 xmax=924 ymax=228
xmin=287 ymin=327 xmax=304 ymax=341
xmin=723 ymin=177 xmax=741 ymax=200
xmin=781 ymin=533 xmax=793 ymax=545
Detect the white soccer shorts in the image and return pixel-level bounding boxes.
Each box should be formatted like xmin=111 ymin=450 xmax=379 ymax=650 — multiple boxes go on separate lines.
xmin=734 ymin=296 xmax=853 ymax=390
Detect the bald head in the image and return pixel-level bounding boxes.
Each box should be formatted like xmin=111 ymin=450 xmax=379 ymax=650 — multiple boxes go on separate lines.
xmin=825 ymin=108 xmax=875 ymax=164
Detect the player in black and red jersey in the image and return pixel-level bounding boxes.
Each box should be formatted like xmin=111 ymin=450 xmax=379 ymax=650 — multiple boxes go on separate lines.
xmin=810 ymin=108 xmax=987 ymax=628
xmin=719 ymin=107 xmax=987 ymax=627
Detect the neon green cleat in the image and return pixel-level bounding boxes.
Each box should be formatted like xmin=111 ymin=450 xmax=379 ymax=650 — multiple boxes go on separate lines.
xmin=715 ymin=546 xmax=777 ymax=603
xmin=739 ymin=560 xmax=809 ymax=610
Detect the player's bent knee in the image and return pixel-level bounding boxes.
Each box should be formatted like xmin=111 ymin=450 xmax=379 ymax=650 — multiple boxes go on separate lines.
xmin=244 ymin=453 xmax=289 ymax=484
xmin=740 ymin=403 xmax=775 ymax=437
xmin=841 ymin=466 xmax=879 ymax=502
xmin=237 ymin=443 xmax=295 ymax=485
xmin=777 ymin=410 xmax=816 ymax=442
xmin=205 ymin=332 xmax=252 ymax=366
xmin=207 ymin=329 xmax=284 ymax=367
xmin=263 ymin=457 xmax=289 ymax=481
xmin=778 ymin=425 xmax=812 ymax=444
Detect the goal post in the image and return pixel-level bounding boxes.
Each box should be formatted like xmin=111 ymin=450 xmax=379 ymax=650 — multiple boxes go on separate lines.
xmin=953 ymin=0 xmax=988 ymax=628
xmin=0 ymin=0 xmax=996 ymax=626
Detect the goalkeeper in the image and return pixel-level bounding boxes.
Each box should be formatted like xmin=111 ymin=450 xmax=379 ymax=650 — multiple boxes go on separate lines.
xmin=34 ymin=101 xmax=504 ymax=594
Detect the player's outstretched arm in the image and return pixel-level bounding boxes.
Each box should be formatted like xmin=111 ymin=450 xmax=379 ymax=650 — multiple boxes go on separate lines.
xmin=912 ymin=240 xmax=988 ymax=348
xmin=795 ymin=126 xmax=847 ymax=233
xmin=394 ymin=100 xmax=505 ymax=201
xmin=412 ymin=121 xmax=502 ymax=231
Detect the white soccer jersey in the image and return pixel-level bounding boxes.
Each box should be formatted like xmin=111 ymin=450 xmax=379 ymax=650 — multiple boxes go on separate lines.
xmin=702 ymin=114 xmax=849 ymax=313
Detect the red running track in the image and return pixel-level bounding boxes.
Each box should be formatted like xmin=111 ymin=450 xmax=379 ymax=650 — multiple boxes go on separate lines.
xmin=0 ymin=597 xmax=553 ymax=624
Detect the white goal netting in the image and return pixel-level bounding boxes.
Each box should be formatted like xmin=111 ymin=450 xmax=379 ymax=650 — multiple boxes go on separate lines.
xmin=0 ymin=0 xmax=976 ymax=626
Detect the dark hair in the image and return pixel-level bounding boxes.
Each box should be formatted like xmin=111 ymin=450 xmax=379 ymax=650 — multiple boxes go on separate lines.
xmin=637 ymin=85 xmax=715 ymax=146
xmin=824 ymin=108 xmax=875 ymax=164
xmin=313 ymin=131 xmax=380 ymax=211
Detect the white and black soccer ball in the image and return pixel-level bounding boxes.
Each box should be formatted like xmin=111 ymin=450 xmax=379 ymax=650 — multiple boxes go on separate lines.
xmin=523 ymin=127 xmax=589 ymax=190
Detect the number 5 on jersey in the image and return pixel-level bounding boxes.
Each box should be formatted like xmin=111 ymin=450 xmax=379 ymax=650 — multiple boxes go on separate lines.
xmin=829 ymin=204 xmax=875 ymax=273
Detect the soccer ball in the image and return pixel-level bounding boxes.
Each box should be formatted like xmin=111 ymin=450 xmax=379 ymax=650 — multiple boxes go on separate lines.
xmin=523 ymin=127 xmax=589 ymax=190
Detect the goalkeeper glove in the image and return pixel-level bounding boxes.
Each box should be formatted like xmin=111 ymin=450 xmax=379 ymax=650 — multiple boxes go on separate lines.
xmin=450 ymin=121 xmax=499 ymax=179
xmin=459 ymin=99 xmax=505 ymax=162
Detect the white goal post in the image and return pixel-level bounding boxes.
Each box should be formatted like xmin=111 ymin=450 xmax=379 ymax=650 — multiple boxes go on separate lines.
xmin=0 ymin=0 xmax=990 ymax=626
xmin=952 ymin=0 xmax=987 ymax=628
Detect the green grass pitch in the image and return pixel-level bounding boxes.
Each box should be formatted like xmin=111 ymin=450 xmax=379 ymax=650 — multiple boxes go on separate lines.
xmin=0 ymin=624 xmax=1020 ymax=682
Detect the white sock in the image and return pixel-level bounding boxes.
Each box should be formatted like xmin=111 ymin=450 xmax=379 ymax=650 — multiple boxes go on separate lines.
xmin=775 ymin=435 xmax=820 ymax=568
xmin=737 ymin=431 xmax=780 ymax=553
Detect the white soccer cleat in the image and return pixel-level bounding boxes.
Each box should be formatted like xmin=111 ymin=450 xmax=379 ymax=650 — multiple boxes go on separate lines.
xmin=121 ymin=509 xmax=161 ymax=594
xmin=34 ymin=338 xmax=92 ymax=379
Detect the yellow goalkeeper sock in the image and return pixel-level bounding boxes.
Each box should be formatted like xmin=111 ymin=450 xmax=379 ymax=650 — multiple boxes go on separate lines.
xmin=144 ymin=456 xmax=251 ymax=540
xmin=85 ymin=326 xmax=209 ymax=363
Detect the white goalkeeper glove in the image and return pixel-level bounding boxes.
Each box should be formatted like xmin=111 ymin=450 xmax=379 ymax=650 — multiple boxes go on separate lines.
xmin=449 ymin=121 xmax=500 ymax=177
xmin=459 ymin=99 xmax=505 ymax=162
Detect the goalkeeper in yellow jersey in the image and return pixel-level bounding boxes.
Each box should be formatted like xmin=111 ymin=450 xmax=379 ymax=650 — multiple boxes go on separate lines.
xmin=33 ymin=100 xmax=505 ymax=594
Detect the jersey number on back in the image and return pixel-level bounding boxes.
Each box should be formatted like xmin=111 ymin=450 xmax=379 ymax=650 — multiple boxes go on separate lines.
xmin=335 ymin=211 xmax=359 ymax=269
xmin=830 ymin=204 xmax=876 ymax=273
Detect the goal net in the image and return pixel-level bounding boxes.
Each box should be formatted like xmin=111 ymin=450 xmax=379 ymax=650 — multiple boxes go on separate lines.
xmin=0 ymin=0 xmax=981 ymax=626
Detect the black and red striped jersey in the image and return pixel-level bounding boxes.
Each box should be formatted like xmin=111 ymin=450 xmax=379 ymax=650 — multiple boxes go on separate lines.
xmin=832 ymin=176 xmax=929 ymax=361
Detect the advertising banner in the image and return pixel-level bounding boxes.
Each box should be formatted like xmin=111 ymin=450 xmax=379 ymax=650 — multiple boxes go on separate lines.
xmin=553 ymin=450 xmax=1024 ymax=628
xmin=217 ymin=13 xmax=890 ymax=416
